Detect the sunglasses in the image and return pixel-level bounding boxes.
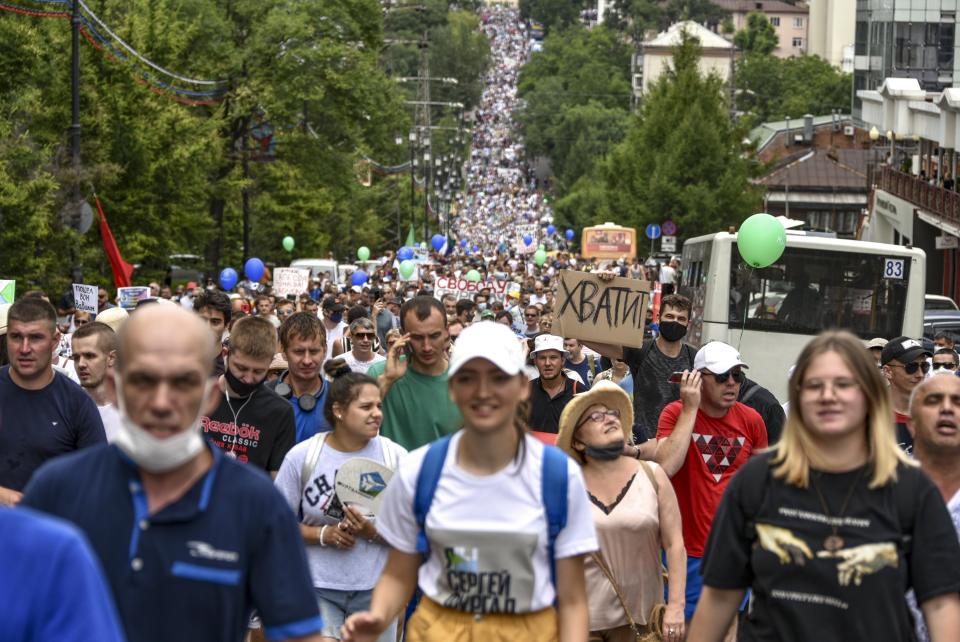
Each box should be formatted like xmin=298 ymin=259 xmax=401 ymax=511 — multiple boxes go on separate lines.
xmin=932 ymin=362 xmax=957 ymax=370
xmin=889 ymin=361 xmax=931 ymax=375
xmin=705 ymin=369 xmax=746 ymax=385
xmin=576 ymin=408 xmax=620 ymax=429
xmin=353 ymin=332 xmax=375 ymax=341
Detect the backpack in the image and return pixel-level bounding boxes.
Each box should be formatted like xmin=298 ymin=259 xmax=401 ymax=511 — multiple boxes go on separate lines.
xmin=299 ymin=431 xmax=404 ymax=490
xmin=412 ymin=435 xmax=569 ymax=593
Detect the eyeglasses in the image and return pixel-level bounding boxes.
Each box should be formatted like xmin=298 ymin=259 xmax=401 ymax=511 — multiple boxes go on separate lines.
xmin=705 ymin=369 xmax=745 ymax=385
xmin=932 ymin=362 xmax=957 ymax=370
xmin=576 ymin=408 xmax=620 ymax=428
xmin=799 ymin=378 xmax=860 ymax=397
xmin=889 ymin=361 xmax=931 ymax=375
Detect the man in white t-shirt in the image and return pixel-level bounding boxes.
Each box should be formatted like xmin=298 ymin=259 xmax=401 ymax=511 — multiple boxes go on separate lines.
xmin=71 ymin=321 xmax=122 ymax=442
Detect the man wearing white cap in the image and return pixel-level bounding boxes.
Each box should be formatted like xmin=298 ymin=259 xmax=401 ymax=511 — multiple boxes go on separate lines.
xmin=528 ymin=334 xmax=583 ymax=434
xmin=650 ymin=341 xmax=767 ymax=624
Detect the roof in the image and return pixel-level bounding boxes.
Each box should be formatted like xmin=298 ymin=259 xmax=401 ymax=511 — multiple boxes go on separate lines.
xmin=749 ymin=114 xmax=852 ymax=152
xmin=712 ymin=0 xmax=809 ymax=14
xmin=643 ymin=21 xmax=734 ymax=50
xmin=877 ymin=77 xmax=924 ymax=99
xmin=757 ymin=149 xmax=870 ymax=191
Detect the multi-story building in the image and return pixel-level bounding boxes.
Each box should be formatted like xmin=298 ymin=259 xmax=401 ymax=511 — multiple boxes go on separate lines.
xmin=636 ymin=21 xmax=735 ymax=97
xmin=853 ymin=0 xmax=958 ymax=118
xmin=712 ymin=0 xmax=810 ymax=58
xmin=808 ymin=0 xmax=856 ymax=70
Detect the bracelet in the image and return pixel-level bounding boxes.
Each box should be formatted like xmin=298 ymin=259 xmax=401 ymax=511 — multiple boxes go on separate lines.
xmin=319 ymin=525 xmax=328 ymax=547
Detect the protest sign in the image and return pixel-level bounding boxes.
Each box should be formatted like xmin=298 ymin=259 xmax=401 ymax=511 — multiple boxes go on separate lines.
xmin=552 ymin=270 xmax=651 ymax=348
xmin=73 ymin=284 xmax=98 ymax=314
xmin=0 ymin=280 xmax=14 ymax=304
xmin=273 ymin=267 xmax=310 ymax=298
xmin=434 ymin=276 xmax=509 ymax=302
xmin=117 ymin=286 xmax=150 ymax=309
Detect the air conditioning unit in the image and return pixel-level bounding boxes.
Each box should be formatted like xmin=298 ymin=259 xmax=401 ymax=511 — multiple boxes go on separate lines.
xmin=844 ymin=125 xmax=855 ymax=136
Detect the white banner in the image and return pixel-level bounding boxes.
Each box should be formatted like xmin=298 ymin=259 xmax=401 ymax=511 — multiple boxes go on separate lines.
xmin=73 ymin=283 xmax=98 ymax=314
xmin=434 ymin=276 xmax=509 ymax=302
xmin=273 ymin=268 xmax=311 ymax=298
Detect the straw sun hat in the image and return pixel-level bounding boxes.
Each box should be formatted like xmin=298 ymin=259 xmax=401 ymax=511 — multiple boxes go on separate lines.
xmin=556 ymin=380 xmax=634 ymax=462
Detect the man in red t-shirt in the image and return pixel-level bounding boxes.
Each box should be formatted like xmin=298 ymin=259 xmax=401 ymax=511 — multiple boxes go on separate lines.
xmin=654 ymin=341 xmax=767 ymax=621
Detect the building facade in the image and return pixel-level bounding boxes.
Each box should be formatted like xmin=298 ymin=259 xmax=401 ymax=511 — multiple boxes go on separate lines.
xmin=808 ymin=0 xmax=856 ymax=70
xmin=713 ymin=0 xmax=810 ymax=58
xmin=638 ymin=21 xmax=734 ymax=97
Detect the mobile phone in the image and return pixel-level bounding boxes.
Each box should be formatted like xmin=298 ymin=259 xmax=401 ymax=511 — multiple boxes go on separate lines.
xmin=668 ymin=371 xmax=685 ymax=384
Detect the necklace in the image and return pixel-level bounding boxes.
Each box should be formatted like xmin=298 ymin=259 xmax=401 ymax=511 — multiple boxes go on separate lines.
xmin=810 ymin=467 xmax=865 ymax=552
xmin=224 ymin=391 xmax=254 ymax=459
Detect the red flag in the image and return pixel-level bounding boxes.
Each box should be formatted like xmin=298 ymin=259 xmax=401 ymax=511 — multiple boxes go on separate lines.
xmin=95 ymin=195 xmax=133 ymax=288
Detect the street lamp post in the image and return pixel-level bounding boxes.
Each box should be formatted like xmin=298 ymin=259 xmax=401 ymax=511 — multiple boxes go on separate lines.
xmin=409 ymin=130 xmax=417 ymax=239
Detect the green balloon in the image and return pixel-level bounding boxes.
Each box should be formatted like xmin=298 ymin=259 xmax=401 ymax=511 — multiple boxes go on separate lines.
xmin=282 ymin=236 xmax=295 ymax=252
xmin=465 ymin=269 xmax=481 ymax=282
xmin=357 ymin=246 xmax=370 ymax=262
xmin=538 ymin=244 xmax=545 ymax=251
xmin=399 ymin=259 xmax=415 ymax=279
xmin=737 ymin=213 xmax=786 ymax=268
xmin=534 ymin=249 xmax=548 ymax=266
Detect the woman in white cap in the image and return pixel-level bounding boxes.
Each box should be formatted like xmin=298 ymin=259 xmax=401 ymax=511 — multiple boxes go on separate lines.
xmin=688 ymin=330 xmax=960 ymax=641
xmin=556 ymin=381 xmax=687 ymax=642
xmin=342 ymin=321 xmax=598 ymax=642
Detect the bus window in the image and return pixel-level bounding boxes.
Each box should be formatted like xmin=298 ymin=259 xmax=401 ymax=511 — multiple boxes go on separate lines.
xmin=729 ymin=245 xmax=910 ymax=338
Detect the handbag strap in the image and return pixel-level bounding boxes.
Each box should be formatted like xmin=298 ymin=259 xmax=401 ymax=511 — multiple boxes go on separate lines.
xmin=589 ymin=551 xmax=643 ymax=637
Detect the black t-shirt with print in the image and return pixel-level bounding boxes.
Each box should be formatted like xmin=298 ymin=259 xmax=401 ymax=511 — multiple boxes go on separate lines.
xmin=623 ymin=341 xmax=695 ymax=442
xmin=702 ymin=452 xmax=960 ymax=642
xmin=201 ymin=386 xmax=296 ymax=473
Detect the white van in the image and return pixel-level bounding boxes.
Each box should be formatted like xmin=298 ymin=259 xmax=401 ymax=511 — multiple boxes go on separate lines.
xmin=290 ymin=259 xmax=339 ymax=284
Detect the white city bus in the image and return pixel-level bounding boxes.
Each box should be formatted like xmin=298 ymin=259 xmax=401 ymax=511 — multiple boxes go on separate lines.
xmin=679 ymin=231 xmax=926 ymax=402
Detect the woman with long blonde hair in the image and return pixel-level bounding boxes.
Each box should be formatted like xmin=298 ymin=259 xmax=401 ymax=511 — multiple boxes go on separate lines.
xmin=688 ymin=330 xmax=960 ymax=641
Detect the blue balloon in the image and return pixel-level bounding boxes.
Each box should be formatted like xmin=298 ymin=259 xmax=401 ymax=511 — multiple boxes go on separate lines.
xmin=244 ymin=258 xmax=265 ymax=282
xmin=546 ymin=224 xmax=556 ymax=235
xmin=522 ymin=234 xmax=533 ymax=246
xmin=398 ymin=246 xmax=414 ymax=261
xmin=472 ymin=245 xmax=479 ymax=253
xmin=219 ymin=267 xmax=238 ymax=291
xmin=565 ymin=228 xmax=575 ymax=241
xmin=460 ymin=239 xmax=468 ymax=248
xmin=351 ymin=270 xmax=369 ymax=287
xmin=431 ymin=234 xmax=446 ymax=251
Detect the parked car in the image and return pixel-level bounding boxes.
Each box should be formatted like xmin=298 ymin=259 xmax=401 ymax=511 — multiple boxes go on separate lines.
xmin=290 ymin=258 xmax=339 ymax=284
xmin=924 ymin=294 xmax=959 ymax=311
xmin=923 ymin=309 xmax=960 ymax=349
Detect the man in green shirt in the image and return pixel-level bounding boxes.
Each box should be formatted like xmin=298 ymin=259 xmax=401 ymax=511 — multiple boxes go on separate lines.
xmin=377 ymin=296 xmax=462 ymax=450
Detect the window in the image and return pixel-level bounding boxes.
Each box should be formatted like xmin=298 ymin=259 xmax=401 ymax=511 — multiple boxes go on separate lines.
xmin=728 ymin=246 xmax=910 ymax=338
xmin=793 ymin=37 xmax=804 ymax=48
xmin=770 ymin=16 xmax=781 ymax=26
xmin=794 ymin=17 xmax=804 ymax=28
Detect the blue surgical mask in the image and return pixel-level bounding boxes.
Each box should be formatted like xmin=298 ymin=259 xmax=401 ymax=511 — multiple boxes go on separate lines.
xmin=329 ymin=313 xmax=343 ymax=323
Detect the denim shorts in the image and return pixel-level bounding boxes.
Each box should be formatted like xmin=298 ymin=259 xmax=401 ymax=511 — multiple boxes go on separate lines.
xmin=315 ymin=587 xmax=397 ymax=641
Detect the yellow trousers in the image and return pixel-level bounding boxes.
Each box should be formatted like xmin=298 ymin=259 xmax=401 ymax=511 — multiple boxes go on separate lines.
xmin=407 ymin=597 xmax=559 ymax=642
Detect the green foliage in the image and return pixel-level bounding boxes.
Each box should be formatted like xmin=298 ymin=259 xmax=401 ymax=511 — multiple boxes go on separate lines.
xmin=516 ymin=25 xmax=631 ymax=192
xmin=519 ymin=0 xmax=586 ymax=32
xmin=0 ymin=0 xmax=415 ymax=293
xmin=736 ymin=53 xmax=852 ymax=123
xmin=734 ymin=12 xmax=778 ymax=55
xmin=430 ymin=11 xmax=491 ymax=111
xmin=565 ymin=27 xmax=762 ymax=239
xmin=604 ymin=0 xmax=729 ymax=43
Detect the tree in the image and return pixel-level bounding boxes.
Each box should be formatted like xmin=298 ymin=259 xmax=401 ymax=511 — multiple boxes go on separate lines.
xmin=519 ymin=0 xmax=586 ymax=32
xmin=598 ymin=28 xmax=763 ymax=239
xmin=736 ymin=53 xmax=852 ymax=123
xmin=734 ymin=12 xmax=778 ymax=55
xmin=430 ymin=10 xmax=491 ymax=111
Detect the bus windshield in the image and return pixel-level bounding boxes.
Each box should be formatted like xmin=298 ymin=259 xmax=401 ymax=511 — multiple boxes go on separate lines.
xmin=728 ymin=244 xmax=910 ymax=339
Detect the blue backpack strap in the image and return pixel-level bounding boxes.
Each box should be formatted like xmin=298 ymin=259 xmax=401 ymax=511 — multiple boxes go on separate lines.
xmin=541 ymin=444 xmax=569 ymax=594
xmin=413 ymin=435 xmax=453 ymax=555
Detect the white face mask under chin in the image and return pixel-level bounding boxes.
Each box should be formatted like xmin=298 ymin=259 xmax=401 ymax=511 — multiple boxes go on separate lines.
xmin=113 ymin=375 xmax=210 ymax=474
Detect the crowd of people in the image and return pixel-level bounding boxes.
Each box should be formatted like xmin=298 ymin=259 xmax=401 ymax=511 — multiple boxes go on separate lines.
xmin=1 ymin=5 xmax=959 ymax=642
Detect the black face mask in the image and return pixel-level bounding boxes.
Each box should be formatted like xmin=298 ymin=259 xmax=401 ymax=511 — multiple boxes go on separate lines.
xmin=583 ymin=440 xmax=624 ymax=461
xmin=659 ymin=321 xmax=688 ymax=343
xmin=225 ymin=360 xmax=264 ymax=397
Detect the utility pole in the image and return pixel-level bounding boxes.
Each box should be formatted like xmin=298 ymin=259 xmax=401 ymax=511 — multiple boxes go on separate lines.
xmin=70 ymin=0 xmax=83 ymax=283
xmin=416 ymin=32 xmax=432 ymax=242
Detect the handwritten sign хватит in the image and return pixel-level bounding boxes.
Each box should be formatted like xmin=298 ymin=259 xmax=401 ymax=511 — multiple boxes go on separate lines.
xmin=553 ymin=270 xmax=651 ymax=348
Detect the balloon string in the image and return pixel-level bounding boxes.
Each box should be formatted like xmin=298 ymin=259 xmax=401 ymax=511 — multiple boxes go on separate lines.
xmin=737 ymin=267 xmax=753 ymax=352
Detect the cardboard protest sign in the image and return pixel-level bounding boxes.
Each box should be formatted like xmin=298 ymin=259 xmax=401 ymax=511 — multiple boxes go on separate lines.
xmin=273 ymin=267 xmax=310 ymax=298
xmin=117 ymin=286 xmax=150 ymax=309
xmin=434 ymin=276 xmax=509 ymax=303
xmin=73 ymin=284 xmax=98 ymax=314
xmin=0 ymin=280 xmax=14 ymax=304
xmin=552 ymin=270 xmax=651 ymax=348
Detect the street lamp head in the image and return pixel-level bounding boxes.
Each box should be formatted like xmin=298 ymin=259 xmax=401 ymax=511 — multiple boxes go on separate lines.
xmin=886 ymin=130 xmax=894 ymax=140
xmin=395 ymin=134 xmax=404 ymax=146
xmin=409 ymin=131 xmax=416 ymax=142
xmin=423 ymin=151 xmax=431 ymax=162
xmin=869 ymin=126 xmax=879 ymax=141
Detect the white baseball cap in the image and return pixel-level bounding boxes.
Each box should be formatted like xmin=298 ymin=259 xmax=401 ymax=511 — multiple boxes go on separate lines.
xmin=693 ymin=341 xmax=749 ymax=374
xmin=449 ymin=322 xmax=526 ymax=377
xmin=530 ymin=334 xmax=568 ymax=356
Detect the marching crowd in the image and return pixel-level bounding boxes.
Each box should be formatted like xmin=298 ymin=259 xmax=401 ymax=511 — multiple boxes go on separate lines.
xmin=1 ymin=5 xmax=959 ymax=642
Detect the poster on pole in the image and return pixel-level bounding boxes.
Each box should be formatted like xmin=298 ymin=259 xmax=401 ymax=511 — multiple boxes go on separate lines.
xmin=117 ymin=286 xmax=150 ymax=310
xmin=73 ymin=284 xmax=98 ymax=314
xmin=0 ymin=280 xmax=14 ymax=304
xmin=551 ymin=270 xmax=651 ymax=348
xmin=434 ymin=276 xmax=509 ymax=303
xmin=273 ymin=268 xmax=310 ymax=298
